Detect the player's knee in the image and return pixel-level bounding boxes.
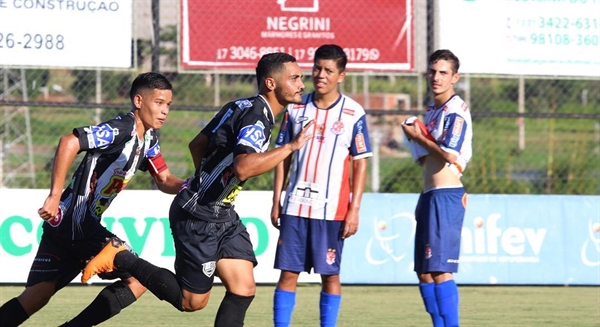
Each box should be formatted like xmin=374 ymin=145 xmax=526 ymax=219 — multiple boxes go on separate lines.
xmin=180 ymin=294 xmax=210 ymax=312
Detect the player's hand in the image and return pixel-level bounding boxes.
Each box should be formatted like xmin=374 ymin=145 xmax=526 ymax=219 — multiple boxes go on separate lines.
xmin=341 ymin=209 xmax=359 ymax=239
xmin=289 ymin=120 xmax=315 ymax=151
xmin=401 ymin=119 xmax=423 ymax=141
xmin=270 ymin=204 xmax=281 ymax=229
xmin=38 ymin=195 xmax=61 ymax=221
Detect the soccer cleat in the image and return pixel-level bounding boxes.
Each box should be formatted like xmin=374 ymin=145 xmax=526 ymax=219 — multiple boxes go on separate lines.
xmin=81 ymin=237 xmax=127 ymax=283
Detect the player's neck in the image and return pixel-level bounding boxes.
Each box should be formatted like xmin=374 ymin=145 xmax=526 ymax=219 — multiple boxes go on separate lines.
xmin=433 ymin=91 xmax=455 ymax=108
xmin=313 ymin=91 xmax=340 ymax=109
xmin=132 ymin=110 xmax=147 ymax=139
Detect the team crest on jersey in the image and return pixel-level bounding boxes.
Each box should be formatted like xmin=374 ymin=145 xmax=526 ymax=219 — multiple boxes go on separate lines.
xmin=86 ymin=123 xmax=118 ymax=149
xmin=326 ymin=248 xmax=337 ymax=265
xmin=425 ymin=245 xmax=432 ymax=260
xmin=239 ymin=121 xmax=267 ymax=152
xmin=331 ymin=120 xmax=345 ymax=135
xmin=202 ymin=261 xmax=216 ymax=277
xmin=235 ymin=99 xmax=253 ymax=110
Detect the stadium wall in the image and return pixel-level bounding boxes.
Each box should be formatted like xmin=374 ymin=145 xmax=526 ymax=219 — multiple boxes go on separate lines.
xmin=1 ymin=189 xmax=598 ymax=286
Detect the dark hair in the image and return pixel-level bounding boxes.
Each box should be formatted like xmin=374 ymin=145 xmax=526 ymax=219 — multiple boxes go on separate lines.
xmin=129 ymin=72 xmax=172 ymax=101
xmin=429 ymin=49 xmax=460 ymax=74
xmin=314 ymin=44 xmax=347 ymax=72
xmin=255 ymin=52 xmax=297 ymax=89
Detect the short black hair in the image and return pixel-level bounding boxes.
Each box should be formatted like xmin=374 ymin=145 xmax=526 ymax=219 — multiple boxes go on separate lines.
xmin=429 ymin=49 xmax=460 ymax=74
xmin=314 ymin=44 xmax=347 ymax=72
xmin=256 ymin=52 xmax=297 ymax=89
xmin=129 ymin=72 xmax=172 ymax=101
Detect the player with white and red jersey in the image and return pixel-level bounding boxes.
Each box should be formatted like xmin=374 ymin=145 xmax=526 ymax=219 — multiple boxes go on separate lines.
xmin=423 ymin=93 xmax=472 ymax=179
xmin=271 ymin=44 xmax=372 ymax=327
xmin=276 ymin=93 xmax=372 ymax=221
xmin=402 ymin=49 xmax=473 ymax=327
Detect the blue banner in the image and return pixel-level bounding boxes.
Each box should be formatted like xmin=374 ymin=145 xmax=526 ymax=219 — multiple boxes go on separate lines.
xmin=341 ymin=194 xmax=600 ymax=285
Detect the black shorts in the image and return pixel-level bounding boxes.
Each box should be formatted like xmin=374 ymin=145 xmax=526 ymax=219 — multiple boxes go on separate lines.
xmin=169 ymin=202 xmax=257 ymax=294
xmin=27 ymin=225 xmax=135 ymax=290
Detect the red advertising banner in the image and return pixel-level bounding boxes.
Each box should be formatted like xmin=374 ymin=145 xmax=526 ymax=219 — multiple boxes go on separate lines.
xmin=180 ymin=0 xmax=414 ymax=72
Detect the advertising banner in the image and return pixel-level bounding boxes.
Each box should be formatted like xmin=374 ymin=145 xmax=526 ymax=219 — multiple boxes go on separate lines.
xmin=437 ymin=0 xmax=600 ymax=77
xmin=180 ymin=0 xmax=414 ymax=71
xmin=0 ymin=0 xmax=132 ymax=68
xmin=0 ymin=189 xmax=598 ymax=285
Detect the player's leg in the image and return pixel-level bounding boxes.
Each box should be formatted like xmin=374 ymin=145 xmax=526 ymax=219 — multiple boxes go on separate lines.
xmin=273 ymin=214 xmax=309 ymax=327
xmin=0 ymin=231 xmax=84 ymax=327
xmin=312 ymin=219 xmax=344 ymax=327
xmin=214 ymin=219 xmax=258 ymax=327
xmin=414 ymin=191 xmax=444 ymax=327
xmin=430 ymin=188 xmax=466 ymax=327
xmin=61 ymin=229 xmax=147 ymax=326
xmin=60 ymin=277 xmax=146 ymax=327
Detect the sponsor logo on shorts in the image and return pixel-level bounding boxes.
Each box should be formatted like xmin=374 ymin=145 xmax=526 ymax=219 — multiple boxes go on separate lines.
xmin=425 ymin=245 xmax=432 ymax=260
xmin=202 ymin=261 xmax=216 ymax=278
xmin=46 ymin=206 xmax=64 ymax=227
xmin=326 ymin=248 xmax=336 ymax=265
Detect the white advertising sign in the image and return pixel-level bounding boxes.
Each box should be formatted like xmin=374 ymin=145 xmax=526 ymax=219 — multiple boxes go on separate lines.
xmin=0 ymin=189 xmax=320 ymax=284
xmin=438 ymin=0 xmax=600 ymax=77
xmin=0 ymin=0 xmax=132 ymax=68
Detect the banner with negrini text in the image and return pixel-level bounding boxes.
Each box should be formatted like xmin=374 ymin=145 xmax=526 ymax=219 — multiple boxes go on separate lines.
xmin=180 ymin=0 xmax=414 ymax=72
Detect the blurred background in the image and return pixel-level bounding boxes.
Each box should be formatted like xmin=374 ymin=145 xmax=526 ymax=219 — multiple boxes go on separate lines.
xmin=1 ymin=0 xmax=598 ymax=195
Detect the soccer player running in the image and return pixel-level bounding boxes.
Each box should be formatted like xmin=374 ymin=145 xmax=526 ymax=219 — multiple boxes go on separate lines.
xmin=271 ymin=44 xmax=373 ymax=327
xmin=401 ymin=49 xmax=473 ymax=327
xmin=0 ymin=72 xmax=184 ymax=327
xmin=81 ymin=52 xmax=314 ymax=327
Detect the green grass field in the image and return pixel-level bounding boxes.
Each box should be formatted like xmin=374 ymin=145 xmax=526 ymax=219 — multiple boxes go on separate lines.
xmin=1 ymin=284 xmax=598 ymax=326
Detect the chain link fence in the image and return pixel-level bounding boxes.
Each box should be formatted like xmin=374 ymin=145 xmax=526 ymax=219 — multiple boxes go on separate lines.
xmin=1 ymin=1 xmax=599 ymax=195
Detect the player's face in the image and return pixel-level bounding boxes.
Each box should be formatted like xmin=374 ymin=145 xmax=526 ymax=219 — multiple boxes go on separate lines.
xmin=274 ymin=62 xmax=305 ymax=105
xmin=312 ymin=59 xmax=345 ymax=96
xmin=135 ymin=88 xmax=172 ymax=130
xmin=428 ymin=59 xmax=460 ymax=98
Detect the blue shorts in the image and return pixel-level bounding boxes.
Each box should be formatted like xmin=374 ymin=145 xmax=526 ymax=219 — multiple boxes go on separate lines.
xmin=274 ymin=214 xmax=344 ymax=275
xmin=413 ymin=187 xmax=466 ymax=274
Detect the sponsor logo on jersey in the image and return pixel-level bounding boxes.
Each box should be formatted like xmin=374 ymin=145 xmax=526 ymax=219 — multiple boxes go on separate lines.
xmin=355 ymin=134 xmax=367 ymax=153
xmin=331 ymin=120 xmax=344 ymax=135
xmin=239 ymin=121 xmax=267 ymax=152
xmin=292 ymin=104 xmax=305 ymax=110
xmin=342 ymin=108 xmax=355 ymax=116
xmin=86 ymin=123 xmax=118 ymax=149
xmin=202 ymin=261 xmax=216 ymax=277
xmin=326 ymin=248 xmax=337 ymax=265
xmin=296 ymin=116 xmax=309 ymax=123
xmin=147 ymin=142 xmax=160 ymax=157
xmin=450 ymin=117 xmax=464 ymax=148
xmin=235 ymin=99 xmax=253 ymax=110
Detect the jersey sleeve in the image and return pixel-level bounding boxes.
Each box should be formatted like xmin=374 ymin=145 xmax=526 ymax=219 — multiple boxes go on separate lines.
xmin=234 ymin=109 xmax=272 ymax=155
xmin=350 ymin=114 xmax=373 ymax=159
xmin=73 ymin=116 xmax=131 ymax=153
xmin=275 ymin=109 xmax=293 ymax=147
xmin=139 ymin=132 xmax=168 ymax=176
xmin=440 ymin=113 xmax=468 ymax=156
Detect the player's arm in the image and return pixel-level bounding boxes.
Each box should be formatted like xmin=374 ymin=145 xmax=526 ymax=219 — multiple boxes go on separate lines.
xmin=406 ymin=123 xmax=458 ymax=164
xmin=188 ymin=132 xmax=209 ymax=170
xmin=38 ymin=133 xmax=80 ymax=221
xmin=233 ymin=120 xmax=314 ymax=181
xmin=271 ymin=155 xmax=292 ymax=228
xmin=152 ymin=168 xmax=184 ymax=194
xmin=342 ymin=157 xmax=368 ymax=239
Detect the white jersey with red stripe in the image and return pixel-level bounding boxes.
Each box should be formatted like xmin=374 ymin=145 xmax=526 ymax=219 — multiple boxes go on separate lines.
xmin=424 ymin=94 xmax=473 ymax=177
xmin=276 ymin=92 xmax=373 ymax=221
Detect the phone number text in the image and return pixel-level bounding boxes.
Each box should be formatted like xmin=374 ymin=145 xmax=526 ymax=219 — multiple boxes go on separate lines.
xmin=0 ymin=33 xmax=65 ymax=50
xmin=530 ymin=33 xmax=599 ymax=46
xmin=216 ymin=46 xmax=381 ymax=62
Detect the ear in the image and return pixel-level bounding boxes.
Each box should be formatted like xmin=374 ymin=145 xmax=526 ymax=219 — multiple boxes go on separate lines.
xmin=133 ymin=94 xmax=143 ymax=109
xmin=265 ymin=77 xmax=276 ymax=91
xmin=337 ymin=71 xmax=346 ymax=84
xmin=452 ymin=72 xmax=460 ymax=85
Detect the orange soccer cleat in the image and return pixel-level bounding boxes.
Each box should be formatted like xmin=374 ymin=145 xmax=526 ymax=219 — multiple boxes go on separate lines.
xmin=81 ymin=237 xmax=127 ymax=283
